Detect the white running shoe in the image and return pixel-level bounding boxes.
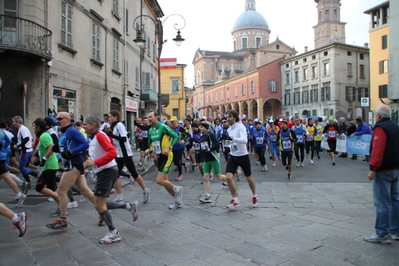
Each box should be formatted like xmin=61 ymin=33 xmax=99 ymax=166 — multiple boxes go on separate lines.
xmin=310 ymin=160 xmax=314 ymax=165
xmin=261 ymin=165 xmax=268 ymax=172
xmin=99 ymin=231 xmax=122 ymax=244
xmin=113 ymin=196 xmax=125 ymax=203
xmin=300 ymin=162 xmax=305 ymax=167
xmin=272 ymin=162 xmax=276 ymax=167
xmin=67 ymin=201 xmax=78 ymax=209
xmin=296 ymin=161 xmax=300 ymax=167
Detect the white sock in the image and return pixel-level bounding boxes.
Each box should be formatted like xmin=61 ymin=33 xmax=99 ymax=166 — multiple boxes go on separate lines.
xmin=11 ymin=214 xmax=19 ymax=223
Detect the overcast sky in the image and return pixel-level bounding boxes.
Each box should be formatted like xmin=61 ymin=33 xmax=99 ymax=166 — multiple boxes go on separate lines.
xmin=157 ymin=0 xmax=382 ymax=85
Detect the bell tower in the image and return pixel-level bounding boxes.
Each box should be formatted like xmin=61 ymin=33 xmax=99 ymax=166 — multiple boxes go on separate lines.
xmin=313 ymin=0 xmax=346 ymax=48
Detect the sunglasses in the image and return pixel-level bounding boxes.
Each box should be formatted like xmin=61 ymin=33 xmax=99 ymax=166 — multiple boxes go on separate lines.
xmin=56 ymin=117 xmax=66 ymax=121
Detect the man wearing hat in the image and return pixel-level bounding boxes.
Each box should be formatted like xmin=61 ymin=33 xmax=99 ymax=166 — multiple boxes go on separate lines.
xmin=169 ymin=116 xmax=188 ymax=181
xmin=198 ymin=121 xmax=226 ymax=203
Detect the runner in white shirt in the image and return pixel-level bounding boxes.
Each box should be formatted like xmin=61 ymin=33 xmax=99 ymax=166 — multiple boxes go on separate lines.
xmin=223 ymin=110 xmax=259 ymax=209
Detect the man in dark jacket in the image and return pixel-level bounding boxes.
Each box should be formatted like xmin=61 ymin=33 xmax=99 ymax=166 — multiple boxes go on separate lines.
xmin=365 ymin=104 xmax=399 ymax=244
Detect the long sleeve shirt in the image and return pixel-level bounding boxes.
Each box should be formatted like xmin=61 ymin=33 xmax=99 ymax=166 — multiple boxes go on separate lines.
xmin=227 ymin=122 xmax=248 ymax=157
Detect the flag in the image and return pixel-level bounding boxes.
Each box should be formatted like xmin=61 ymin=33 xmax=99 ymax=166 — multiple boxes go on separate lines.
xmin=160 ymin=58 xmax=177 ymax=69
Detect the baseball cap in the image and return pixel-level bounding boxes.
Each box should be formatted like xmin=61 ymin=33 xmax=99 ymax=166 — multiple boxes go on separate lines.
xmin=328 ymin=116 xmax=334 ymax=121
xmin=170 ymin=116 xmax=178 ymax=122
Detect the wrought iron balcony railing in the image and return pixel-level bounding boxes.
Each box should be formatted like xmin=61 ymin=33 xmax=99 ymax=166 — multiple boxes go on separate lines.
xmin=0 ymin=15 xmax=52 ymax=59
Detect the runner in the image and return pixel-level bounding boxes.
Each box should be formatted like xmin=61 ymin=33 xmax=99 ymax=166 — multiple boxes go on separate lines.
xmin=292 ymin=117 xmax=308 ymax=167
xmin=323 ymin=117 xmax=339 ymax=165
xmin=82 ymin=115 xmax=138 ymax=244
xmin=12 ymin=116 xmax=38 ymax=190
xmin=314 ymin=119 xmax=323 ymax=159
xmin=277 ymin=121 xmax=297 ymax=180
xmin=144 ymin=111 xmax=183 ymax=210
xmin=267 ymin=119 xmax=280 ymax=167
xmin=0 ymin=127 xmax=27 ymax=207
xmin=108 ymin=110 xmax=150 ymax=204
xmin=189 ymin=123 xmax=203 ymax=179
xmin=252 ymin=121 xmax=269 ymax=172
xmin=134 ymin=117 xmax=151 ymax=172
xmin=305 ymin=118 xmax=318 ymax=165
xmin=46 ymin=112 xmax=95 ymax=229
xmin=32 ymin=119 xmax=60 ymax=208
xmin=169 ymin=116 xmax=188 ymax=181
xmin=223 ymin=110 xmax=258 ymax=209
xmin=198 ymin=122 xmax=226 ymax=203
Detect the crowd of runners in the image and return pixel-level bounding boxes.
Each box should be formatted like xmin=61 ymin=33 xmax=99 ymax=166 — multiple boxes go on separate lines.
xmin=0 ymin=109 xmax=373 ymax=244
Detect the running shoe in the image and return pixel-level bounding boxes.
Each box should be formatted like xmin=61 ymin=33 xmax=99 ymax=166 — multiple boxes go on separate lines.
xmin=272 ymin=162 xmax=276 ymax=167
xmin=226 ymin=198 xmax=240 ymax=209
xmin=129 ymin=201 xmax=139 ymax=222
xmin=332 ymin=160 xmax=336 ymax=165
xmin=15 ymin=194 xmax=27 ymax=208
xmin=310 ymin=160 xmax=314 ymax=165
xmin=113 ymin=196 xmax=125 ymax=203
xmin=261 ymin=165 xmax=268 ymax=172
xmin=46 ymin=218 xmax=68 ymax=229
xmin=99 ymin=231 xmax=122 ymax=244
xmin=288 ymin=174 xmax=292 ymax=180
xmin=300 ymin=162 xmax=304 ymax=167
xmin=296 ymin=161 xmax=300 ymax=167
xmin=169 ymin=200 xmax=183 ymax=210
xmin=222 ymin=182 xmax=228 ymax=187
xmin=391 ymin=234 xmax=399 ymax=240
xmin=173 ymin=186 xmax=183 ymax=201
xmin=199 ymin=195 xmax=212 ymax=203
xmin=143 ymin=188 xmax=151 ymax=204
xmin=175 ymin=174 xmax=183 ymax=181
xmin=48 ymin=197 xmax=55 ymax=202
xmin=191 ymin=165 xmax=197 ymax=172
xmin=255 ymin=161 xmax=260 ymax=165
xmin=50 ymin=207 xmax=61 ymax=217
xmin=252 ymin=196 xmax=259 ymax=208
xmin=138 ymin=166 xmax=145 ymax=172
xmin=13 ymin=212 xmax=27 ymax=237
xmin=364 ymin=234 xmax=391 ymax=244
xmin=67 ymin=201 xmax=78 ymax=209
xmin=79 ymin=195 xmax=87 ymax=203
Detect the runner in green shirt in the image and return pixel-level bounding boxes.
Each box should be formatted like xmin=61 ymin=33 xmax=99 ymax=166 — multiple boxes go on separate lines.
xmin=33 ymin=118 xmax=59 ymax=204
xmin=144 ymin=111 xmax=183 ymax=210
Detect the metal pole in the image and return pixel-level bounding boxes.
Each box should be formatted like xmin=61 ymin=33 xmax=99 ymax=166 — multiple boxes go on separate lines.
xmin=157 ymin=24 xmax=162 ymax=116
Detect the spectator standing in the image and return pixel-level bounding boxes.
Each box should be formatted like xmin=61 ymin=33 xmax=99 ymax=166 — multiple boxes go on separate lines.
xmin=365 ymin=104 xmax=399 ymax=244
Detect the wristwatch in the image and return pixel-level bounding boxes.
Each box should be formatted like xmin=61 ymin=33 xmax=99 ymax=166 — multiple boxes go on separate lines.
xmin=169 ymin=145 xmax=173 ymax=149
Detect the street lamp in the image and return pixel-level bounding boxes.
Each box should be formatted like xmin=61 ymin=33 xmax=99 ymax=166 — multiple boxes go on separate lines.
xmin=133 ymin=14 xmax=186 ymax=115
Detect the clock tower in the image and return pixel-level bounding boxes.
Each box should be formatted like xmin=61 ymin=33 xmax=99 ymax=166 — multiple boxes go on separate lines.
xmin=313 ymin=0 xmax=346 ymax=49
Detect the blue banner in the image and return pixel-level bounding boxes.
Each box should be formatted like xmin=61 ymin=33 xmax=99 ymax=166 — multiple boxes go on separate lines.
xmin=346 ymin=134 xmax=371 ymax=156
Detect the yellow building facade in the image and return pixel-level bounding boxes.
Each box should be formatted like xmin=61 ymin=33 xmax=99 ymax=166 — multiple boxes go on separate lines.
xmin=365 ymin=2 xmax=390 ymax=112
xmin=161 ymin=63 xmax=187 ymax=120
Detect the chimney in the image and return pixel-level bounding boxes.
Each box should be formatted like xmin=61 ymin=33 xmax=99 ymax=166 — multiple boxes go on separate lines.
xmin=304 ymin=46 xmax=308 ymax=53
xmin=364 ymin=42 xmax=369 ymax=48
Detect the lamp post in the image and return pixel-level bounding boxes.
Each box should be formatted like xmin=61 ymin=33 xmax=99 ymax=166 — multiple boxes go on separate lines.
xmin=133 ymin=14 xmax=186 ymax=116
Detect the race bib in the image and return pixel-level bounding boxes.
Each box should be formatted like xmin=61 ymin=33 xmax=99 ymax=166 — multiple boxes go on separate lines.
xmin=307 ymin=135 xmax=314 ymax=141
xmin=297 ymin=135 xmax=303 ymax=143
xmin=141 ymin=131 xmax=148 ymax=138
xmin=152 ymin=141 xmax=161 ymax=154
xmin=328 ymin=131 xmax=336 ymax=138
xmin=283 ymin=140 xmax=291 ymax=149
xmin=256 ymin=137 xmax=264 ymax=145
xmin=138 ymin=133 xmax=143 ymax=140
xmin=223 ymin=139 xmax=231 ymax=147
xmin=200 ymin=142 xmax=210 ymax=151
xmin=193 ymin=142 xmax=200 ymax=150
xmin=270 ymin=135 xmax=277 ymax=142
xmin=231 ymin=143 xmax=238 ymax=152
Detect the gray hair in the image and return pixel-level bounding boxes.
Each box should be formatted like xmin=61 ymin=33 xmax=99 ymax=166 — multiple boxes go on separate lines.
xmin=84 ymin=115 xmax=101 ymax=128
xmin=375 ymin=104 xmax=391 ymax=118
xmin=12 ymin=116 xmax=23 ymax=124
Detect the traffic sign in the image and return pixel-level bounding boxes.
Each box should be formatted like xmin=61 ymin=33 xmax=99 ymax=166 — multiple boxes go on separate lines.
xmin=361 ymin=97 xmax=369 ymax=107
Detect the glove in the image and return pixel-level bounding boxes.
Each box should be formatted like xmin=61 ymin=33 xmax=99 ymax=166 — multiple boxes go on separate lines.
xmin=40 ymin=158 xmax=47 ymax=167
xmin=61 ymin=150 xmax=73 ymax=159
xmin=224 ymin=135 xmax=232 ymax=141
xmin=179 ymin=127 xmax=186 ymax=133
xmin=106 ymin=131 xmax=113 ymax=137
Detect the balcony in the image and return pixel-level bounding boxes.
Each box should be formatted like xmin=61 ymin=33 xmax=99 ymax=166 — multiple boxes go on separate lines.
xmin=140 ymin=87 xmax=157 ymax=103
xmin=0 ymin=15 xmax=52 ymax=60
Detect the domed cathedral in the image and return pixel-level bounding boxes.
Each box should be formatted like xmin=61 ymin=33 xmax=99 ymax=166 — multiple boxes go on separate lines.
xmin=232 ymin=0 xmax=270 ymax=51
xmin=192 ymin=0 xmax=297 ymax=120
xmin=314 ymin=0 xmax=346 ymax=49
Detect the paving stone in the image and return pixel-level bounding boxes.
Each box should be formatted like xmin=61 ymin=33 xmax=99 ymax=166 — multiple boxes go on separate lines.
xmin=311 ymin=244 xmax=361 ymax=262
xmin=308 ymin=210 xmax=352 ymax=221
xmin=203 ymin=252 xmax=261 ymax=266
xmin=297 ymin=214 xmax=337 ymax=225
xmin=31 ymin=246 xmax=75 ymax=266
xmin=228 ymin=242 xmax=289 ymax=265
xmin=65 ymin=245 xmax=116 ymax=265
xmin=138 ymin=242 xmax=195 ymax=265
xmin=266 ymin=231 xmax=322 ymax=251
xmin=175 ymin=237 xmax=225 ymax=258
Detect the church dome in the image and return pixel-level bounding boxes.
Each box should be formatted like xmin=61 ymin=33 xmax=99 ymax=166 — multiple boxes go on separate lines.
xmin=233 ymin=1 xmax=269 ymax=32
